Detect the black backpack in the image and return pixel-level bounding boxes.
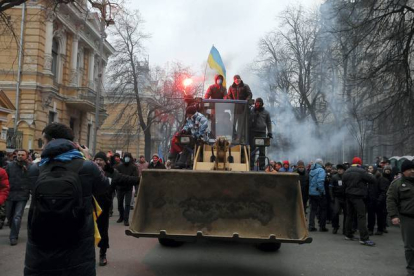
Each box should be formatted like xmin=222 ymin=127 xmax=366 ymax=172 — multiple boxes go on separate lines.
xmin=30 ymin=159 xmax=85 ymax=247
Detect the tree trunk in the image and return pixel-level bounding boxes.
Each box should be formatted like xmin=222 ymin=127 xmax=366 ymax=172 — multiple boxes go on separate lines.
xmin=144 ymin=128 xmax=152 ymax=161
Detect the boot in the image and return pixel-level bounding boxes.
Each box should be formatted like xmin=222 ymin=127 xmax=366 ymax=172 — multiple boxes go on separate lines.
xmin=332 ymin=228 xmax=338 ymax=234
xmin=116 ymin=217 xmax=123 ymax=223
xmin=0 ymin=220 xmax=4 ymax=230
xmin=99 ymin=248 xmax=107 ymax=266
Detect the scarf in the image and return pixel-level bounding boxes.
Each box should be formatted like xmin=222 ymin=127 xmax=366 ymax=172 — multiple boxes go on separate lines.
xmin=39 ymin=149 xmax=85 ymax=166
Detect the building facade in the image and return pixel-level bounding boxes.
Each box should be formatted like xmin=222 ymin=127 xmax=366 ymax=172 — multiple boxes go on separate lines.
xmin=0 ymin=0 xmax=114 ymax=152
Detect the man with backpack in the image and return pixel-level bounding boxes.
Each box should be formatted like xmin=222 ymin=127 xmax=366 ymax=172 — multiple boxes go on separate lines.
xmin=24 ymin=123 xmax=109 ymax=276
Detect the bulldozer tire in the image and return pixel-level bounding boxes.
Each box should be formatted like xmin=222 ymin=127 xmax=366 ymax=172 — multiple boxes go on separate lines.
xmin=256 ymin=242 xmax=282 ymax=252
xmin=158 ymin=238 xmax=185 ymax=247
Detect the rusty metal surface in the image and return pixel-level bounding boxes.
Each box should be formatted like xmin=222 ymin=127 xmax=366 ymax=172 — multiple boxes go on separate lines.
xmin=130 ymin=170 xmax=310 ymax=243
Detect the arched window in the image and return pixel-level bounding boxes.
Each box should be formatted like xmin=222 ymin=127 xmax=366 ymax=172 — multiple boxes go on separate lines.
xmin=52 ymin=38 xmax=59 ymax=80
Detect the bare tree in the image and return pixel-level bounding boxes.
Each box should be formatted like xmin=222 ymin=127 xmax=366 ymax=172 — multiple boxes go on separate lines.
xmin=107 ymin=10 xmax=196 ymax=158
xmin=257 ymin=6 xmax=324 ymax=128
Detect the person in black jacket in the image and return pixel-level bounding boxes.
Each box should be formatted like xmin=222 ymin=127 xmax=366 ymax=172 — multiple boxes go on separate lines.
xmin=377 ymin=165 xmax=393 ymax=234
xmin=204 ymin=74 xmax=227 ymax=99
xmin=115 ymin=152 xmax=138 ymax=226
xmin=6 ymin=149 xmax=32 ymax=246
xmin=227 ymin=75 xmax=252 ymax=100
xmin=296 ymin=160 xmax=309 ymax=213
xmin=94 ymin=152 xmax=139 ymax=266
xmin=342 ymin=157 xmax=377 ymax=246
xmin=249 ymin=98 xmax=272 ymax=170
xmin=330 ymin=164 xmax=346 ymax=234
xmin=25 ymin=123 xmax=109 ymax=276
xmin=148 ymin=154 xmax=166 ymax=169
xmin=366 ymin=165 xmax=383 ymax=236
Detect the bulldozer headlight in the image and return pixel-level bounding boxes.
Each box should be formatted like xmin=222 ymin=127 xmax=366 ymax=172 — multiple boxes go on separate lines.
xmin=255 ymin=138 xmax=265 ymax=146
xmin=180 ymin=136 xmax=191 ymax=144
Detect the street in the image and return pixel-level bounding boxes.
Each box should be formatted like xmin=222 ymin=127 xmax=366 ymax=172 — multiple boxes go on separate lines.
xmin=0 ymin=203 xmax=407 ymax=276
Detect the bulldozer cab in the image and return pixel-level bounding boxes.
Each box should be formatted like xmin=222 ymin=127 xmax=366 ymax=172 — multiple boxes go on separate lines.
xmin=126 ymin=98 xmax=312 ymax=249
xmin=194 ymin=99 xmax=251 ymax=171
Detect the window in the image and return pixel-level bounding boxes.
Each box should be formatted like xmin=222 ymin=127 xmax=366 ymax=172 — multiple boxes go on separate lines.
xmin=52 ymin=39 xmax=59 ymax=80
xmin=49 ymin=111 xmax=56 ymax=124
xmin=70 ymin=117 xmax=75 ymax=131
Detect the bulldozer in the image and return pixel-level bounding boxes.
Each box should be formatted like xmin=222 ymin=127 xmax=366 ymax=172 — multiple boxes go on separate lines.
xmin=126 ymin=99 xmax=312 ymax=251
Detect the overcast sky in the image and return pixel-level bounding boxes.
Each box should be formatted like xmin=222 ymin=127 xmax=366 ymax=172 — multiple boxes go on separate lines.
xmin=129 ymin=0 xmax=323 ymax=87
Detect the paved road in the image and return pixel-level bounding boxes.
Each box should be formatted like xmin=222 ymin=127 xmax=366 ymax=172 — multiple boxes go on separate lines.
xmin=0 ymin=206 xmax=407 ymax=276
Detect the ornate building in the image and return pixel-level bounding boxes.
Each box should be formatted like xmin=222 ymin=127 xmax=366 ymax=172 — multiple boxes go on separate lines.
xmin=0 ymin=0 xmax=114 ymax=151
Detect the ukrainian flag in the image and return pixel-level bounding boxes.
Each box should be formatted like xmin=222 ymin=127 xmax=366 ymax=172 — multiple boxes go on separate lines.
xmin=207 ymin=45 xmax=227 ymax=87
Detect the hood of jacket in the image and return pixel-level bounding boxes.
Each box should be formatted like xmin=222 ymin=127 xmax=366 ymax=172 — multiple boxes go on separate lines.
xmin=41 ymin=139 xmax=77 ymax=159
xmin=309 ymin=163 xmax=322 ymax=176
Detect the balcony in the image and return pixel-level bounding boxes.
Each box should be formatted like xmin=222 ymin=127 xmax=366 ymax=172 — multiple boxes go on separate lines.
xmin=65 ymin=87 xmax=105 ymax=113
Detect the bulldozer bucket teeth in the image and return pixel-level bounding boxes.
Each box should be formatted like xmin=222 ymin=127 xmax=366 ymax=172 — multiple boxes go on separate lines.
xmin=126 ymin=170 xmax=312 ymax=244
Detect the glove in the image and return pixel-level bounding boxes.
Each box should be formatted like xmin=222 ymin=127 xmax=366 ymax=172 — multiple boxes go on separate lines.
xmin=267 ymin=133 xmax=273 ymax=139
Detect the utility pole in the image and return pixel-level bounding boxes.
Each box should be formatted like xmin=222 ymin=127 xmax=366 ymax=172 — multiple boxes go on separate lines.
xmin=90 ymin=0 xmax=115 ymax=155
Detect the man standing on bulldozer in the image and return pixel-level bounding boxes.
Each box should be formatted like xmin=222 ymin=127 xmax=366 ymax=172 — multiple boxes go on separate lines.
xmin=175 ymin=106 xmax=208 ymax=169
xmin=249 ymin=97 xmax=272 ymax=170
xmin=204 ymin=74 xmax=227 ymax=99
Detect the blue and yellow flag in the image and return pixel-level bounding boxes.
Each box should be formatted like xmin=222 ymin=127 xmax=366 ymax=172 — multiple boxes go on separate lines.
xmin=207 ymin=46 xmax=227 ymax=87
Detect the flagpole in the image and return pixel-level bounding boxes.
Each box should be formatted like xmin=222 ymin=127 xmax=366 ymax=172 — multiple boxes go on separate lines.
xmin=201 ymin=61 xmax=208 ymax=98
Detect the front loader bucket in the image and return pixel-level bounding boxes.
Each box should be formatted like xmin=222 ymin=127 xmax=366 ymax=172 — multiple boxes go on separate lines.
xmin=126 ymin=170 xmax=312 ymax=244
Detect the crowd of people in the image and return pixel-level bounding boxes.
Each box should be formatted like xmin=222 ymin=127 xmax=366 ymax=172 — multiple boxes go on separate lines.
xmin=264 ymin=155 xmax=414 ymax=274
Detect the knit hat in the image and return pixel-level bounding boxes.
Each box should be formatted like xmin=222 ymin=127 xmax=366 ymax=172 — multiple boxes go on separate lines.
xmin=234 ymin=74 xmax=241 ymax=80
xmin=186 ymin=105 xmax=197 ymax=115
xmin=94 ymin=151 xmax=108 ymax=163
xmin=297 ymin=160 xmax=305 ymax=166
xmin=283 ymin=160 xmax=289 ymax=165
xmin=114 ymin=153 xmax=120 ymax=158
xmin=336 ymin=164 xmax=346 ymax=170
xmin=315 ymin=158 xmax=323 ymax=166
xmin=401 ymin=160 xmax=414 ymax=173
xmin=352 ymin=157 xmax=362 ymax=165
xmin=152 ymin=153 xmax=159 ymax=158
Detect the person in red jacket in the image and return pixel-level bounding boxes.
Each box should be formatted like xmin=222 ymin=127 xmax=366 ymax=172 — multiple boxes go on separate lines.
xmin=0 ymin=167 xmax=10 ymax=229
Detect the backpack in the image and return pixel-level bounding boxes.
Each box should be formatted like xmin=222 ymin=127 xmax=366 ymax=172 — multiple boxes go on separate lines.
xmin=30 ymin=159 xmax=84 ymax=247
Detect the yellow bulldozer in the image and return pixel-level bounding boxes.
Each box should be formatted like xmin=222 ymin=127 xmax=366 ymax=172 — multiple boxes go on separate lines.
xmin=126 ymin=99 xmax=312 ymax=251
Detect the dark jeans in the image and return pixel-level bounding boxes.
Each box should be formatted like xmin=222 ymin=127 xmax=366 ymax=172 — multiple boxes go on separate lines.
xmin=332 ymin=197 xmax=346 ymax=230
xmin=249 ymin=131 xmax=266 ymax=170
xmin=367 ymin=201 xmax=385 ymax=232
xmin=97 ymin=200 xmax=111 ymax=250
xmin=309 ymin=195 xmax=327 ymax=229
xmin=0 ymin=203 xmax=6 ymax=222
xmin=6 ymin=200 xmax=27 ymax=240
xmin=117 ymin=188 xmax=132 ymax=222
xmin=400 ymin=215 xmax=414 ymax=275
xmin=345 ymin=197 xmax=369 ymax=241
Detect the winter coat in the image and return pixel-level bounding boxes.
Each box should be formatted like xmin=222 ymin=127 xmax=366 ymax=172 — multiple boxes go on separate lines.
xmin=97 ymin=167 xmax=139 ymax=208
xmin=227 ymin=81 xmax=252 ymax=100
xmin=366 ymin=173 xmax=381 ymax=205
xmin=387 ymin=176 xmax=414 ymax=218
xmin=137 ymin=161 xmax=148 ymax=177
xmin=297 ymin=169 xmax=309 ymax=190
xmin=115 ymin=162 xmax=139 ymax=191
xmin=205 ymin=84 xmax=227 ymax=99
xmin=309 ymin=163 xmax=326 ymax=196
xmin=148 ymin=161 xmax=166 ymax=169
xmin=279 ymin=167 xmax=293 ymax=172
xmin=6 ymin=160 xmax=32 ymax=201
xmin=0 ymin=168 xmax=9 ymax=205
xmin=250 ymin=107 xmax=272 ymax=134
xmin=378 ymin=174 xmax=392 ymax=204
xmin=342 ymin=165 xmax=376 ymax=198
xmin=329 ymin=173 xmax=345 ymax=198
xmin=24 ymin=139 xmax=109 ymax=276
xmin=183 ymin=112 xmax=208 ymax=138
